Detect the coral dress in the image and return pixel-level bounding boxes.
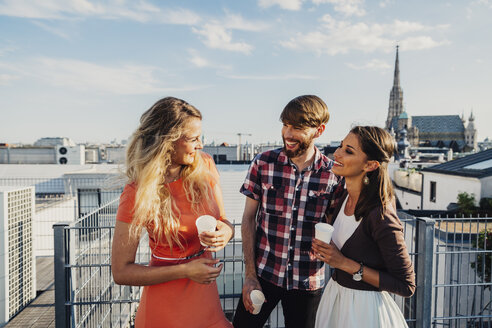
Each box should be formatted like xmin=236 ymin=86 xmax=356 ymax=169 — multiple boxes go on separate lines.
xmin=116 ymin=155 xmax=232 ymax=328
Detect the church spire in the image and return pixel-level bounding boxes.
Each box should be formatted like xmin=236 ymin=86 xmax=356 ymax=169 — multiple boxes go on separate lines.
xmin=393 ymin=45 xmax=400 ymax=88
xmin=385 ymin=45 xmax=404 ymax=130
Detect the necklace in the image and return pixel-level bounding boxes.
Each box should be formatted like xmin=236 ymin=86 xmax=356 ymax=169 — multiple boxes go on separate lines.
xmin=166 ymin=166 xmax=182 ymax=183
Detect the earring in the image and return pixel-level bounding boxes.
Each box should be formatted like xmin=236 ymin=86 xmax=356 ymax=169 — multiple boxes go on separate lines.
xmin=363 ymin=174 xmax=370 ymax=185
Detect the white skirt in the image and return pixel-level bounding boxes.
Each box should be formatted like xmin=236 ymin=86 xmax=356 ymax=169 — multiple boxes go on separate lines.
xmin=315 ymin=279 xmax=408 ymax=328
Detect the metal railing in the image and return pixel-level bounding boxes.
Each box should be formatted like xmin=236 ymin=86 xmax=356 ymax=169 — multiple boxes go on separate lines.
xmin=431 ymin=216 xmax=492 ymax=328
xmin=54 ymin=199 xmax=150 ymax=328
xmin=0 ymin=177 xmax=122 ymax=256
xmin=54 ymin=202 xmax=435 ymax=328
xmin=50 ymin=186 xmax=492 ymax=328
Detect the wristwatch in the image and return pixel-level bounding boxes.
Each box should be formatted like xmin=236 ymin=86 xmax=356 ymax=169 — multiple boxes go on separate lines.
xmin=352 ymin=262 xmax=364 ymax=281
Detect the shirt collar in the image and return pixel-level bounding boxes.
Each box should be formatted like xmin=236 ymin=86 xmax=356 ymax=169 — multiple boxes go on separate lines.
xmin=277 ymin=146 xmax=324 ymax=171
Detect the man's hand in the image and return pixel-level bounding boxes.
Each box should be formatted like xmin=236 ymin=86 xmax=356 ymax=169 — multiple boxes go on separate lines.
xmin=242 ymin=276 xmax=263 ymax=313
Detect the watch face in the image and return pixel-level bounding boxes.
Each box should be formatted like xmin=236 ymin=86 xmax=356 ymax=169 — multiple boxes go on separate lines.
xmin=353 ymin=273 xmax=362 ymax=281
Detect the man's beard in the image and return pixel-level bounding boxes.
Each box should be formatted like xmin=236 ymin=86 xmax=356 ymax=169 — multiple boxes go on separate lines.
xmin=282 ymin=136 xmax=313 ymax=158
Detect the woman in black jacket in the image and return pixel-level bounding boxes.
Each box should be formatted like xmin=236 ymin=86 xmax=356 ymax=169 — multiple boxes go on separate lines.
xmin=312 ymin=126 xmax=415 ymax=328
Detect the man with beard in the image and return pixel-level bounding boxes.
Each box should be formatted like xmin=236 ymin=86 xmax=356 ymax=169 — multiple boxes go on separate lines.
xmin=233 ymin=95 xmax=340 ymax=328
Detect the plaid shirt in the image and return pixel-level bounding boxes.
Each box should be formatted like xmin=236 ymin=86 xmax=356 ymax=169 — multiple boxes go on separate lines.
xmin=240 ymin=147 xmax=340 ymax=290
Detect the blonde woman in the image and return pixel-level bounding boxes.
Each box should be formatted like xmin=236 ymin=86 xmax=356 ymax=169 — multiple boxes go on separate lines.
xmin=111 ymin=97 xmax=234 ymax=328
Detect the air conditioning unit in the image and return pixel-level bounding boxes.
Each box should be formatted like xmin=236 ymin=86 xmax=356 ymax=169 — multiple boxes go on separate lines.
xmin=56 ymin=145 xmax=86 ymax=165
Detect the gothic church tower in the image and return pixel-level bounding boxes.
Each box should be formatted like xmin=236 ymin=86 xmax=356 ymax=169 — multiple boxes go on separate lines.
xmin=465 ymin=111 xmax=478 ymax=151
xmin=385 ymin=46 xmax=404 ymax=130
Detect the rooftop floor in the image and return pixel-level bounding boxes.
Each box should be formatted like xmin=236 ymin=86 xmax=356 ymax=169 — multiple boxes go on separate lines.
xmin=5 ymin=257 xmax=55 ymax=328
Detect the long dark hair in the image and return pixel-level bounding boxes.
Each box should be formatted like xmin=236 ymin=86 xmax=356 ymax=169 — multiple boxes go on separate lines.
xmin=351 ymin=126 xmax=395 ymax=221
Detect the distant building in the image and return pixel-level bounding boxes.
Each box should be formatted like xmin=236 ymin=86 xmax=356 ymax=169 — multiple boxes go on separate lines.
xmin=0 ymin=147 xmax=56 ymax=164
xmin=34 ymin=137 xmax=75 ymax=147
xmin=203 ymin=144 xmax=239 ymax=163
xmin=0 ymin=144 xmax=86 ymax=165
xmin=105 ymin=146 xmax=126 ymax=164
xmin=255 ymin=143 xmax=283 ymax=155
xmin=421 ymin=149 xmax=492 ymax=211
xmin=479 ymin=137 xmax=492 ymax=151
xmin=385 ymin=46 xmax=477 ymax=152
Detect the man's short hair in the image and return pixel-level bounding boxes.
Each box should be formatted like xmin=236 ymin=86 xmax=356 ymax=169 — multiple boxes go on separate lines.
xmin=280 ymin=95 xmax=329 ymax=128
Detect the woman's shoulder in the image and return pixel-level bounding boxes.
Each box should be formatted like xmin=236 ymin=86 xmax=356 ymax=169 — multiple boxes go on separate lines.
xmin=122 ymin=182 xmax=137 ymax=195
xmin=117 ymin=182 xmax=137 ymax=223
xmin=200 ymin=151 xmax=213 ymax=162
xmin=364 ymin=203 xmax=402 ymax=229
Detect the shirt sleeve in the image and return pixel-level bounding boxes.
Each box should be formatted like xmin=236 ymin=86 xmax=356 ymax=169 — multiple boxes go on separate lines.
xmin=369 ymin=207 xmax=416 ymax=297
xmin=116 ymin=183 xmax=136 ymax=224
xmin=239 ymin=154 xmax=262 ymax=201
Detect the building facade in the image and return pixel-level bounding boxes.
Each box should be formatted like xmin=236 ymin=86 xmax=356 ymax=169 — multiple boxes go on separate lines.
xmin=385 ymin=47 xmax=477 ymax=152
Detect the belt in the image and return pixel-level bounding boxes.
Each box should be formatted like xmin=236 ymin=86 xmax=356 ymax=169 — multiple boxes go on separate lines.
xmin=151 ymin=248 xmax=206 ymax=261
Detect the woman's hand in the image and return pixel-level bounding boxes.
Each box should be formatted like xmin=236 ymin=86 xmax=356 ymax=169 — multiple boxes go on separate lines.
xmin=312 ymin=239 xmax=347 ymax=269
xmin=184 ymin=258 xmax=223 ymax=284
xmin=199 ymin=219 xmax=234 ymax=252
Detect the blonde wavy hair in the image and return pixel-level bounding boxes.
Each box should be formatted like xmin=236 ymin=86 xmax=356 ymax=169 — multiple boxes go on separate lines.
xmin=125 ymin=97 xmax=214 ymax=250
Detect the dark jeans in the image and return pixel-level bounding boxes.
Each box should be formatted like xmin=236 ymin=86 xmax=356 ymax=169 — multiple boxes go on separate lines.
xmin=233 ymin=277 xmax=322 ymax=328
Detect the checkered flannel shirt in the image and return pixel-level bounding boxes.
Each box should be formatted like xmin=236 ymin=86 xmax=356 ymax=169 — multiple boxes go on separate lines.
xmin=240 ymin=147 xmax=340 ymax=290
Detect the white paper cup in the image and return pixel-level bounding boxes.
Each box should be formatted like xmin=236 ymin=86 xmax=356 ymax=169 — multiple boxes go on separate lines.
xmin=195 ymin=215 xmax=217 ymax=246
xmin=250 ymin=290 xmax=265 ymax=315
xmin=315 ymin=223 xmax=334 ymax=244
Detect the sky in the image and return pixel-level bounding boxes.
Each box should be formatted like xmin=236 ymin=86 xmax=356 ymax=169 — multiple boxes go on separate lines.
xmin=0 ymin=0 xmax=491 ymax=146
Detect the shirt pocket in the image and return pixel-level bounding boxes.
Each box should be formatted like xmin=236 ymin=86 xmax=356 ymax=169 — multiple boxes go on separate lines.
xmin=304 ymin=188 xmax=332 ymax=220
xmin=261 ymin=182 xmax=286 ymax=216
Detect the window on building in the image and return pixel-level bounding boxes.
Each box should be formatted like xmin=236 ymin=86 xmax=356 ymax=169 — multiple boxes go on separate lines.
xmin=430 ymin=181 xmax=436 ymax=203
xmin=78 ymin=188 xmax=101 ymax=217
xmin=213 ymin=154 xmax=227 ymax=163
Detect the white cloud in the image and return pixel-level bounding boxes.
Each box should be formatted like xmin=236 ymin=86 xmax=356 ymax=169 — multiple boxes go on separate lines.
xmin=379 ymin=0 xmax=394 ymax=8
xmin=312 ymin=0 xmax=366 ymax=17
xmin=188 ymin=49 xmax=231 ymax=70
xmin=223 ymin=12 xmax=269 ymax=31
xmin=346 ymin=59 xmax=391 ymax=71
xmin=31 ymin=21 xmax=71 ymax=39
xmin=280 ymin=16 xmax=450 ymax=55
xmin=219 ymin=73 xmax=319 ymax=80
xmin=1 ymin=57 xmax=205 ymax=94
xmin=0 ymin=0 xmax=201 ymax=25
xmin=0 ymin=73 xmax=20 ymax=85
xmin=0 ymin=46 xmax=17 ymax=56
xmin=189 ymin=53 xmax=210 ymax=68
xmin=474 ymin=0 xmax=492 ymax=8
xmin=399 ymin=36 xmax=450 ymax=50
xmin=258 ymin=0 xmax=304 ymax=11
xmin=157 ymin=8 xmax=201 ymax=25
xmin=192 ymin=23 xmax=253 ymax=54
xmin=190 ymin=12 xmax=267 ymax=54
xmin=466 ymin=1 xmax=492 ymax=19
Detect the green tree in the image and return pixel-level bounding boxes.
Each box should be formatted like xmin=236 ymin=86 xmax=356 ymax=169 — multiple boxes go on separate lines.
xmin=471 ymin=229 xmax=492 ymax=288
xmin=457 ymin=192 xmax=476 ymax=216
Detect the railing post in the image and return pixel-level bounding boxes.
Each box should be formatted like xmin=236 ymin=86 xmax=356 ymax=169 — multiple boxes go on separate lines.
xmin=54 ymin=223 xmax=70 ymax=328
xmin=416 ymin=217 xmax=435 ymax=328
